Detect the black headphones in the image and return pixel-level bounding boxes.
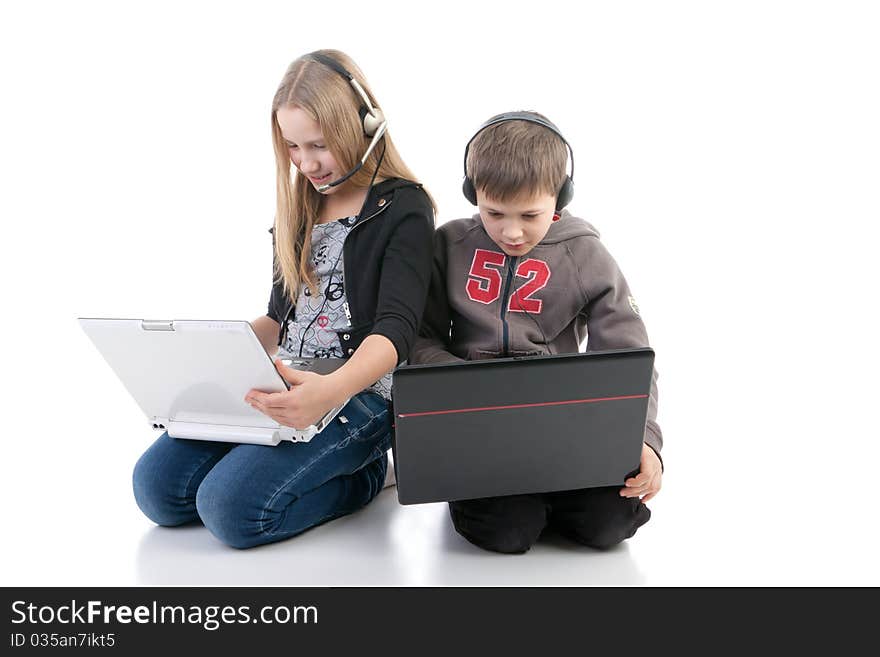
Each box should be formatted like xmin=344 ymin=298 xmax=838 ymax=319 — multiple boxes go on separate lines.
xmin=462 ymin=111 xmax=575 ymax=212
xmin=305 ymin=52 xmax=388 ymax=192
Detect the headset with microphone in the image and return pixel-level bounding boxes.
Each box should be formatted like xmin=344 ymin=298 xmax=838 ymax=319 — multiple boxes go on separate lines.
xmin=462 ymin=111 xmax=575 ymax=212
xmin=305 ymin=52 xmax=388 ymax=193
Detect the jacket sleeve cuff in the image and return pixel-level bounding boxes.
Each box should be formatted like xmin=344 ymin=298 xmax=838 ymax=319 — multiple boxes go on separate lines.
xmin=644 ymin=425 xmax=664 ymax=471
xmin=369 ymin=322 xmax=410 ymax=366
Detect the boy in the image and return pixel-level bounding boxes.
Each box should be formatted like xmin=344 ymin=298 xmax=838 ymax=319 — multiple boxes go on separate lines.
xmin=410 ymin=112 xmax=663 ymax=554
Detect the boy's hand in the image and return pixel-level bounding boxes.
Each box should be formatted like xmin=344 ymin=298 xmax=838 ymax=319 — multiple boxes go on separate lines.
xmin=620 ymin=443 xmax=662 ymax=504
xmin=244 ymin=360 xmax=345 ymax=430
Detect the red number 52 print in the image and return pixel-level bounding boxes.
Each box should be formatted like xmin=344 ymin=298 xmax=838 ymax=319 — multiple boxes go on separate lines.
xmin=465 ymin=249 xmax=551 ymax=313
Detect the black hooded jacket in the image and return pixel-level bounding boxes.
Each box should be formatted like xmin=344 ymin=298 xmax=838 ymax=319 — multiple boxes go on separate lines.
xmin=267 ymin=178 xmax=435 ymax=365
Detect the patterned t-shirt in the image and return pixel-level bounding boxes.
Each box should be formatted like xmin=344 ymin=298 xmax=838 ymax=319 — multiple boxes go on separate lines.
xmin=281 ymin=217 xmax=392 ymax=400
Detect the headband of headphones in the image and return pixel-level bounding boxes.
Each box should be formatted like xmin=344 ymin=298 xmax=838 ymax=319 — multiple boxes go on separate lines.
xmin=462 ymin=111 xmax=575 ymax=211
xmin=306 ymin=52 xmax=385 ymax=137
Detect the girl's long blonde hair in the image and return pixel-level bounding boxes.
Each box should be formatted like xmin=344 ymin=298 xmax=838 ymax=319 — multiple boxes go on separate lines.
xmin=271 ymin=49 xmax=432 ymax=302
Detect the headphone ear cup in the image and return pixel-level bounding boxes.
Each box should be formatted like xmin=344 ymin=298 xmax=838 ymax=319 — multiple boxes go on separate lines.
xmin=556 ymin=177 xmax=574 ymax=211
xmin=359 ymin=106 xmax=384 ymax=137
xmin=462 ymin=177 xmax=478 ymax=205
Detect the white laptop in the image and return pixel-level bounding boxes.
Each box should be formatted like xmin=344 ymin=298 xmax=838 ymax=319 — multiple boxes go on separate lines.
xmin=78 ymin=318 xmax=348 ymax=445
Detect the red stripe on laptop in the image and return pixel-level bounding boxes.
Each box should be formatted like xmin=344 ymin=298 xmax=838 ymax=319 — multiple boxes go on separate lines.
xmin=396 ymin=394 xmax=648 ymax=419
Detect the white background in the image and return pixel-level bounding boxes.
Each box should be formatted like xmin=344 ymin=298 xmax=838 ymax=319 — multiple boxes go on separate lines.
xmin=1 ymin=0 xmax=878 ymax=585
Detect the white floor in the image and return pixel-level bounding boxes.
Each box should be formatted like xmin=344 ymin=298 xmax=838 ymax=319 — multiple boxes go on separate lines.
xmin=3 ymin=382 xmax=879 ymax=587
xmin=132 ymin=490 xmax=654 ymax=587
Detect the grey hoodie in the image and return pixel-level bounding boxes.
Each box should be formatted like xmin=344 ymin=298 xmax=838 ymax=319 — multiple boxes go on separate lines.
xmin=411 ymin=210 xmax=663 ymax=459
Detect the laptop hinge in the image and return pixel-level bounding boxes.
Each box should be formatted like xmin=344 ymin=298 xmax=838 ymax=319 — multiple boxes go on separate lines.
xmin=167 ymin=421 xmax=283 ymax=445
xmin=164 ymin=421 xmax=324 ymax=445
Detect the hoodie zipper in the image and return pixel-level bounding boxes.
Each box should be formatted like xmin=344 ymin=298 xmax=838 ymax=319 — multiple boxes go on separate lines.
xmin=499 ymin=255 xmax=518 ymax=356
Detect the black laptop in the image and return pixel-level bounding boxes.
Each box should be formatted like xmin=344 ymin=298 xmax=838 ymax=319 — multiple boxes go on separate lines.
xmin=390 ymin=348 xmax=654 ymax=505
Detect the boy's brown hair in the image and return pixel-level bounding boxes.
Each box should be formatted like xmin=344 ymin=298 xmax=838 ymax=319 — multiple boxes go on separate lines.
xmin=466 ymin=112 xmax=569 ymax=202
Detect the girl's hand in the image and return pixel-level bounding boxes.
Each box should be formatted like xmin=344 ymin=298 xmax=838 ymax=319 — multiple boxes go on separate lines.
xmin=245 ymin=360 xmax=346 ymax=430
xmin=619 ymin=443 xmax=663 ymax=504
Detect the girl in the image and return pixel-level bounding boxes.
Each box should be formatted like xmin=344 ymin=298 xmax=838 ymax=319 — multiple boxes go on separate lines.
xmin=132 ymin=50 xmax=435 ymax=549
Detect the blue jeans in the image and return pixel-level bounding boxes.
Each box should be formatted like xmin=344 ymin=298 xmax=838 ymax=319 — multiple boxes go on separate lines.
xmin=132 ymin=391 xmax=391 ymax=549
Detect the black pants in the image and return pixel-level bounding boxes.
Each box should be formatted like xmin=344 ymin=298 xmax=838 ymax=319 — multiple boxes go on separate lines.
xmin=449 ymin=485 xmax=651 ymax=554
